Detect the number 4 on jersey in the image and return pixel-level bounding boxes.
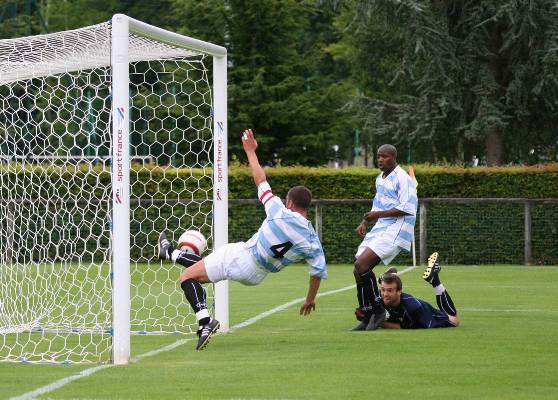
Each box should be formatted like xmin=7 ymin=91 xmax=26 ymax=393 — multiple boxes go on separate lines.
xmin=270 ymin=241 xmax=293 ymax=259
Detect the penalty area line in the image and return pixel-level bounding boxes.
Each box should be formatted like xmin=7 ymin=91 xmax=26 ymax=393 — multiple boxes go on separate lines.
xmin=10 ymin=265 xmax=416 ymax=400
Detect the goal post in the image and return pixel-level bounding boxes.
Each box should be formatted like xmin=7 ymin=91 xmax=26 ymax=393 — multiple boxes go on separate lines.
xmin=111 ymin=14 xmax=229 ymax=364
xmin=211 ymin=53 xmax=229 ymax=334
xmin=0 ymin=14 xmax=228 ymax=364
xmin=111 ymin=14 xmax=132 ymax=366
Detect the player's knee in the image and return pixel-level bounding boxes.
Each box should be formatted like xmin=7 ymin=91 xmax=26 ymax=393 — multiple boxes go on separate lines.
xmin=179 ymin=260 xmax=209 ymax=284
xmin=353 ymin=268 xmax=361 ymax=281
xmin=179 ymin=266 xmax=194 ymax=283
xmin=354 ymin=259 xmax=368 ymax=274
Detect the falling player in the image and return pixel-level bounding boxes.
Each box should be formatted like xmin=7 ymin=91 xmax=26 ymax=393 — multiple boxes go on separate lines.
xmin=158 ymin=129 xmax=327 ymax=350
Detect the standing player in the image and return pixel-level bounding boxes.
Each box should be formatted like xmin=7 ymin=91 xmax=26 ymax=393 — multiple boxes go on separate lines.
xmin=158 ymin=128 xmax=327 ymax=350
xmin=380 ymin=252 xmax=460 ymax=329
xmin=352 ymin=144 xmax=417 ymax=331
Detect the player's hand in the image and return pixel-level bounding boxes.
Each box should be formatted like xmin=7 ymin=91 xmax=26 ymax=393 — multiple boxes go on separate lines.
xmin=241 ymin=128 xmax=258 ymax=153
xmin=299 ymin=300 xmax=316 ymax=316
xmin=355 ymin=222 xmax=367 ymax=237
xmin=363 ymin=211 xmax=379 ymax=223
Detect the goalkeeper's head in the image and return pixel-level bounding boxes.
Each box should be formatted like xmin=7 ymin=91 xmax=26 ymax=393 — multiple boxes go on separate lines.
xmin=286 ymin=186 xmax=312 ymax=212
xmin=380 ymin=273 xmax=403 ymax=307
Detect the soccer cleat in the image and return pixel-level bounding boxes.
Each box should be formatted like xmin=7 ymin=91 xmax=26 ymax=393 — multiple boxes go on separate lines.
xmin=423 ymin=251 xmax=442 ymax=283
xmin=196 ymin=319 xmax=220 ymax=350
xmin=354 ymin=307 xmax=366 ymax=322
xmin=378 ymin=267 xmax=398 ymax=284
xmin=158 ymin=231 xmax=174 ymax=260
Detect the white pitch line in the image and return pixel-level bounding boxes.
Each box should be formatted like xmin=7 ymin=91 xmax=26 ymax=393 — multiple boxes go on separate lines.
xmin=10 ymin=265 xmax=416 ymax=400
xmin=231 ymin=265 xmax=416 ymax=332
xmin=462 ymin=308 xmax=551 ymax=313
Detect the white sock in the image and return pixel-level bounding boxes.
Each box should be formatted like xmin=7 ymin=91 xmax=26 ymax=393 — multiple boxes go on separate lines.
xmin=171 ymin=249 xmax=181 ymax=262
xmin=434 ymin=284 xmax=445 ymax=296
xmin=196 ymin=309 xmax=210 ymax=323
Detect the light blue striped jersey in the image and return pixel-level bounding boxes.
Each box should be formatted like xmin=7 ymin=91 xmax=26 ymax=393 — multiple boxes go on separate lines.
xmin=366 ymin=165 xmax=418 ymax=251
xmin=245 ymin=181 xmax=327 ymax=279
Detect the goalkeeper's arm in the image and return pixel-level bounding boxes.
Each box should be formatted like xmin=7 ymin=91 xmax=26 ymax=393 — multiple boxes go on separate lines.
xmin=241 ymin=128 xmax=266 ymax=186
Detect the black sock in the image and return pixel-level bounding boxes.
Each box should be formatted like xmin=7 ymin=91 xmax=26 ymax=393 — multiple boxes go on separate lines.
xmin=430 ymin=274 xmax=441 ymax=288
xmin=357 ymin=269 xmax=382 ymax=314
xmin=175 ymin=251 xmax=202 ymax=268
xmin=180 ymin=279 xmax=210 ymax=325
xmin=436 ymin=289 xmax=457 ymax=316
xmin=356 ymin=288 xmax=364 ymax=309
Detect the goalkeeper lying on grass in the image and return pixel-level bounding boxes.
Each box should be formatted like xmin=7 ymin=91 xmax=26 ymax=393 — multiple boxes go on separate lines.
xmin=363 ymin=252 xmax=460 ymax=329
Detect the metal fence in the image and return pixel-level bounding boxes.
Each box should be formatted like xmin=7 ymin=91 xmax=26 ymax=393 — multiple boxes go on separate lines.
xmin=230 ymin=198 xmax=558 ymax=266
xmin=2 ymin=197 xmax=557 ymax=266
xmin=419 ymin=198 xmax=558 ymax=265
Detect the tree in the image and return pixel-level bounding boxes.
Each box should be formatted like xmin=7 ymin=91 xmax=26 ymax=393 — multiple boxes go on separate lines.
xmin=168 ymin=0 xmax=355 ymax=166
xmin=348 ymin=0 xmax=558 ymax=165
xmin=0 ymin=0 xmax=49 ymax=38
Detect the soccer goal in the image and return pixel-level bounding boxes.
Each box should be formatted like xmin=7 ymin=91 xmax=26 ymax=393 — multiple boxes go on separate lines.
xmin=0 ymin=14 xmax=228 ymax=364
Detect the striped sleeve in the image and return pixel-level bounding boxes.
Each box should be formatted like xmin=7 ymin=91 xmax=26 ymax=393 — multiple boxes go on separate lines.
xmin=395 ymin=173 xmax=418 ymax=216
xmin=305 ymin=241 xmax=328 ymax=279
xmin=257 ymin=181 xmax=284 ymax=217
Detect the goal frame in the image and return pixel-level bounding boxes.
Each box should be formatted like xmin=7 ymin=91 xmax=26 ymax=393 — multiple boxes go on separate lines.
xmin=111 ymin=14 xmax=228 ymax=364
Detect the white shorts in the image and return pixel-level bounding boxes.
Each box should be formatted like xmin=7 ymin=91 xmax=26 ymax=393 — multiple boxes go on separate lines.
xmin=355 ymin=235 xmax=403 ymax=265
xmin=204 ymin=242 xmax=268 ymax=286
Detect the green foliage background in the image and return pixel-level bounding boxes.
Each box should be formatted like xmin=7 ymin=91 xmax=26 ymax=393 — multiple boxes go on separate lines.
xmin=2 ymin=163 xmax=557 ymax=264
xmin=4 ymin=1 xmax=557 ymax=166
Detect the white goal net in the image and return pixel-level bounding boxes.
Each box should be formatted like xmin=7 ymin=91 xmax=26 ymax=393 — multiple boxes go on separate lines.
xmin=0 ymin=15 xmax=228 ymax=364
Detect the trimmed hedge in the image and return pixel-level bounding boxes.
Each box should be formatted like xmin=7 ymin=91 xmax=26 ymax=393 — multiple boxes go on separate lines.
xmin=228 ymin=163 xmax=558 ymax=199
xmin=3 ymin=162 xmax=557 ymax=199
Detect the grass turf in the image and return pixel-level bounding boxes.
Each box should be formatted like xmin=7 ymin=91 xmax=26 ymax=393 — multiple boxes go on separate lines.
xmin=1 ymin=264 xmax=558 ymax=399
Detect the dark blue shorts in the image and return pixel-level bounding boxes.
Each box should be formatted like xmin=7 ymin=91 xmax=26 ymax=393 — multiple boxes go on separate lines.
xmin=427 ymin=309 xmax=455 ymax=328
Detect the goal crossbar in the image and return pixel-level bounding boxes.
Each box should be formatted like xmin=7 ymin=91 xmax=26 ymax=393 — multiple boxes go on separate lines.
xmin=0 ymin=15 xmax=226 ymax=85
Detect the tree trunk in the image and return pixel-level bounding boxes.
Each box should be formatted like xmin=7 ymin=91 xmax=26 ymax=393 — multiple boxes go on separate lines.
xmin=484 ymin=20 xmax=509 ymax=167
xmin=485 ymin=125 xmax=504 ymax=166
xmin=431 ymin=143 xmax=439 ymax=163
xmin=455 ymin=133 xmax=464 ymax=164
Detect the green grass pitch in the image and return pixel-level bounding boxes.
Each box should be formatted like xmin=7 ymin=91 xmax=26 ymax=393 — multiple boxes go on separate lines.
xmin=1 ymin=264 xmax=558 ymax=399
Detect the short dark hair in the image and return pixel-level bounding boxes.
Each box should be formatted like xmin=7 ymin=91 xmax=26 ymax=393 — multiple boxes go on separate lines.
xmin=287 ymin=186 xmax=312 ymax=210
xmin=381 ymin=274 xmax=402 ymax=291
xmin=378 ymin=144 xmax=397 ymax=158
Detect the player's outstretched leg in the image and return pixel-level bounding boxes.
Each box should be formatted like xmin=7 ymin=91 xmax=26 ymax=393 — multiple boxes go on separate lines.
xmin=158 ymin=231 xmax=202 ymax=268
xmin=180 ymin=278 xmax=220 ymax=350
xmin=158 ymin=231 xmax=174 ymax=260
xmin=423 ymin=252 xmax=441 ymax=287
xmin=424 ymin=252 xmax=459 ymax=326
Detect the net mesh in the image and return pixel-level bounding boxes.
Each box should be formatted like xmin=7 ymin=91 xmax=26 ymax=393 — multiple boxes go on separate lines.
xmin=0 ymin=22 xmax=214 ymax=363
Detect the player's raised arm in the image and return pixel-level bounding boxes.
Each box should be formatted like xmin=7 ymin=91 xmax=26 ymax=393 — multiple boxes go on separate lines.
xmin=241 ymin=128 xmax=266 ymax=186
